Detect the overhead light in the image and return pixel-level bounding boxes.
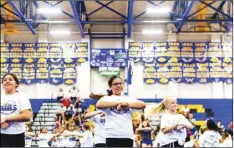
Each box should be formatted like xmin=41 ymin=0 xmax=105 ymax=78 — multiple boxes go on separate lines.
xmin=142 ymin=29 xmax=163 ymax=34
xmin=37 ymin=8 xmax=61 ymax=14
xmin=147 ymin=7 xmax=171 ymax=13
xmin=176 ymin=18 xmax=183 ymax=21
xmin=50 ymin=30 xmax=71 ymax=35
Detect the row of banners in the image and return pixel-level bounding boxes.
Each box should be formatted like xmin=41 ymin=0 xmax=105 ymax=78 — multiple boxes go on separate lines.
xmin=143 ymin=60 xmax=232 ymax=84
xmin=1 ymin=42 xmax=232 ymax=85
xmin=1 ymin=62 xmax=77 ymax=85
xmin=0 ymin=42 xmax=88 ymax=64
xmin=129 ymin=42 xmax=232 ymax=63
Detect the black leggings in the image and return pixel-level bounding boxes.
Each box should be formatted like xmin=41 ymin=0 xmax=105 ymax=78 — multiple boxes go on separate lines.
xmin=1 ymin=133 xmax=25 ymax=147
xmin=95 ymin=143 xmax=107 ymax=147
xmin=161 ymin=141 xmax=184 ymax=147
xmin=106 ymin=138 xmax=133 ymax=147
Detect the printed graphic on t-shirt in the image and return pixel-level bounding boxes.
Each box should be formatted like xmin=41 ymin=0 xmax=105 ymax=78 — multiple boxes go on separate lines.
xmin=1 ymin=100 xmax=18 ymax=115
xmin=110 ymin=106 xmax=130 ymax=114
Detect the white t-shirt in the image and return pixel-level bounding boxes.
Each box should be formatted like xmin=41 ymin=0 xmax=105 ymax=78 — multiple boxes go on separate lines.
xmin=153 ymin=132 xmax=165 ymax=147
xmin=38 ymin=133 xmax=53 ymax=147
xmin=91 ymin=115 xmax=106 ymax=144
xmin=70 ymin=89 xmax=78 ymax=97
xmin=181 ymin=106 xmax=190 ymax=113
xmin=99 ymin=96 xmax=139 ymax=140
xmin=57 ymin=106 xmax=67 ymax=112
xmin=160 ymin=113 xmax=190 ymax=146
xmin=1 ymin=93 xmax=32 ymax=134
xmin=25 ymin=136 xmax=33 ymax=147
xmin=219 ymin=138 xmax=233 ymax=147
xmin=58 ymin=91 xmax=64 ymax=97
xmin=54 ymin=135 xmax=65 ymax=147
xmin=80 ymin=131 xmax=94 ymax=147
xmin=199 ymin=130 xmax=221 ymax=147
xmin=63 ymin=130 xmax=81 ymax=147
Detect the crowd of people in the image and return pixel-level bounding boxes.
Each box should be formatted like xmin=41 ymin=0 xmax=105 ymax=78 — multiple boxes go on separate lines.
xmin=1 ymin=73 xmax=233 ymax=147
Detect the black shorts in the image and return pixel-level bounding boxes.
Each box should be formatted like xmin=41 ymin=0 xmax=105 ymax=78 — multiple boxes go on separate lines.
xmin=106 ymin=138 xmax=133 ymax=147
xmin=1 ymin=133 xmax=25 ymax=147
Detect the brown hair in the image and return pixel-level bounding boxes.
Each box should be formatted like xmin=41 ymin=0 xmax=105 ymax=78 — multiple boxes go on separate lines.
xmin=2 ymin=73 xmax=20 ymax=88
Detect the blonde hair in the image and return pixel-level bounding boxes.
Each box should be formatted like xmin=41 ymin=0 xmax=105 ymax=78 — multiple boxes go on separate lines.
xmin=147 ymin=96 xmax=177 ymax=116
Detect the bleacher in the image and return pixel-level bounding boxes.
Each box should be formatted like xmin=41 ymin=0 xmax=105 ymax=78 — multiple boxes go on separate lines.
xmin=30 ymin=98 xmax=233 ymax=129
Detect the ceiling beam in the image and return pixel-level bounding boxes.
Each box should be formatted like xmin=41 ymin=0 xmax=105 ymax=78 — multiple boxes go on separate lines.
xmin=7 ymin=0 xmax=36 ymax=34
xmin=128 ymin=0 xmax=134 ymax=38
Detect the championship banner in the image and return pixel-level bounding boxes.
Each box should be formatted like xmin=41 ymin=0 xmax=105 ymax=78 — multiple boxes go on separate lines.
xmin=182 ymin=63 xmax=197 ymax=84
xmin=112 ymin=49 xmax=127 ymax=67
xmin=49 ymin=63 xmax=63 ymax=85
xmin=36 ymin=43 xmax=49 ymax=64
xmin=222 ymin=62 xmax=232 ymax=84
xmin=49 ymin=43 xmax=62 ymax=63
xmin=209 ymin=61 xmax=224 ymax=83
xmin=196 ymin=63 xmax=210 ymax=84
xmin=208 ymin=42 xmax=222 ymax=63
xmin=155 ymin=42 xmax=168 ymax=63
xmin=168 ymin=62 xmax=182 ymax=83
xmin=141 ymin=42 xmax=155 ymax=63
xmin=0 ymin=43 xmax=10 ymax=63
xmin=91 ymin=49 xmax=101 ymax=67
xmin=36 ymin=63 xmax=49 ymax=84
xmin=143 ymin=61 xmax=156 ymax=84
xmin=9 ymin=63 xmax=23 ymax=82
xmin=167 ymin=42 xmax=181 ymax=63
xmin=222 ymin=42 xmax=232 ymax=63
xmin=62 ymin=43 xmax=76 ymax=64
xmin=98 ymin=67 xmax=120 ymax=77
xmin=156 ymin=62 xmax=169 ymax=84
xmin=75 ymin=42 xmax=88 ymax=63
xmin=9 ymin=43 xmax=23 ymax=63
xmin=23 ymin=43 xmax=36 ymax=63
xmin=63 ymin=63 xmax=76 ymax=85
xmin=22 ymin=63 xmax=36 ymax=85
xmin=0 ymin=63 xmax=9 ymax=79
xmin=102 ymin=50 xmax=112 ymax=67
xmin=194 ymin=42 xmax=208 ymax=63
xmin=180 ymin=42 xmax=195 ymax=63
xmin=128 ymin=42 xmax=142 ymax=62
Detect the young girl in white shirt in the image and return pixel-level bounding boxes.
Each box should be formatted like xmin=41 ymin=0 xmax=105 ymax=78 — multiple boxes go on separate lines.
xmin=80 ymin=123 xmax=94 ymax=147
xmin=62 ymin=121 xmax=83 ymax=147
xmin=199 ymin=119 xmax=221 ymax=147
xmin=96 ymin=76 xmax=146 ymax=147
xmin=148 ymin=97 xmax=193 ymax=147
xmin=25 ymin=124 xmax=36 ymax=147
xmin=1 ymin=73 xmax=33 ymax=147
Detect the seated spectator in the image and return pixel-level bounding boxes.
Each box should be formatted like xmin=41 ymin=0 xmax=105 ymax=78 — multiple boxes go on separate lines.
xmin=61 ymin=97 xmax=74 ymax=111
xmin=57 ymin=88 xmax=64 ymax=102
xmin=181 ymin=104 xmax=190 ymax=114
xmin=219 ymin=130 xmax=232 ymax=147
xmin=69 ymin=86 xmax=79 ymax=104
xmin=56 ymin=103 xmax=67 ymax=119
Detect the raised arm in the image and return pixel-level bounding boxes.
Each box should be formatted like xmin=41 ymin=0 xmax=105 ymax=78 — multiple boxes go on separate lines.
xmin=127 ymin=100 xmax=146 ymax=109
xmin=84 ymin=111 xmax=102 ymax=119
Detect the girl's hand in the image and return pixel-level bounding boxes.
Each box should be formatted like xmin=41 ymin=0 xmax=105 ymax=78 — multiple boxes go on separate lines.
xmin=1 ymin=122 xmax=9 ymax=129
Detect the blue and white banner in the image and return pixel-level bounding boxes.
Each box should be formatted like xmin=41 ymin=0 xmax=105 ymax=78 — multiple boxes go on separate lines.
xmin=36 ymin=63 xmax=49 ymax=84
xmin=91 ymin=49 xmax=101 ymax=67
xmin=222 ymin=62 xmax=232 ymax=84
xmin=36 ymin=43 xmax=49 ymax=64
xmin=182 ymin=63 xmax=197 ymax=84
xmin=62 ymin=43 xmax=76 ymax=64
xmin=75 ymin=42 xmax=88 ymax=63
xmin=23 ymin=43 xmax=36 ymax=63
xmin=208 ymin=42 xmax=222 ymax=63
xmin=194 ymin=42 xmax=208 ymax=63
xmin=22 ymin=63 xmax=36 ymax=85
xmin=168 ymin=62 xmax=182 ymax=83
xmin=9 ymin=63 xmax=23 ymax=82
xmin=167 ymin=42 xmax=181 ymax=63
xmin=143 ymin=61 xmax=156 ymax=84
xmin=141 ymin=42 xmax=155 ymax=63
xmin=209 ymin=61 xmax=224 ymax=83
xmin=0 ymin=43 xmax=10 ymax=63
xmin=180 ymin=42 xmax=195 ymax=63
xmin=9 ymin=43 xmax=23 ymax=63
xmin=128 ymin=42 xmax=141 ymax=62
xmin=49 ymin=43 xmax=62 ymax=63
xmin=196 ymin=63 xmax=211 ymax=84
xmin=156 ymin=62 xmax=169 ymax=84
xmin=222 ymin=42 xmax=232 ymax=63
xmin=63 ymin=63 xmax=77 ymax=85
xmin=155 ymin=42 xmax=168 ymax=63
xmin=0 ymin=63 xmax=9 ymax=79
xmin=49 ymin=63 xmax=63 ymax=85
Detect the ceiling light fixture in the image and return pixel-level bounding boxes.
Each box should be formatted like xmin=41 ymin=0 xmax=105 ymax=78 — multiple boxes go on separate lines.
xmin=37 ymin=8 xmax=61 ymax=14
xmin=147 ymin=7 xmax=171 ymax=13
xmin=142 ymin=29 xmax=163 ymax=34
xmin=50 ymin=30 xmax=71 ymax=35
